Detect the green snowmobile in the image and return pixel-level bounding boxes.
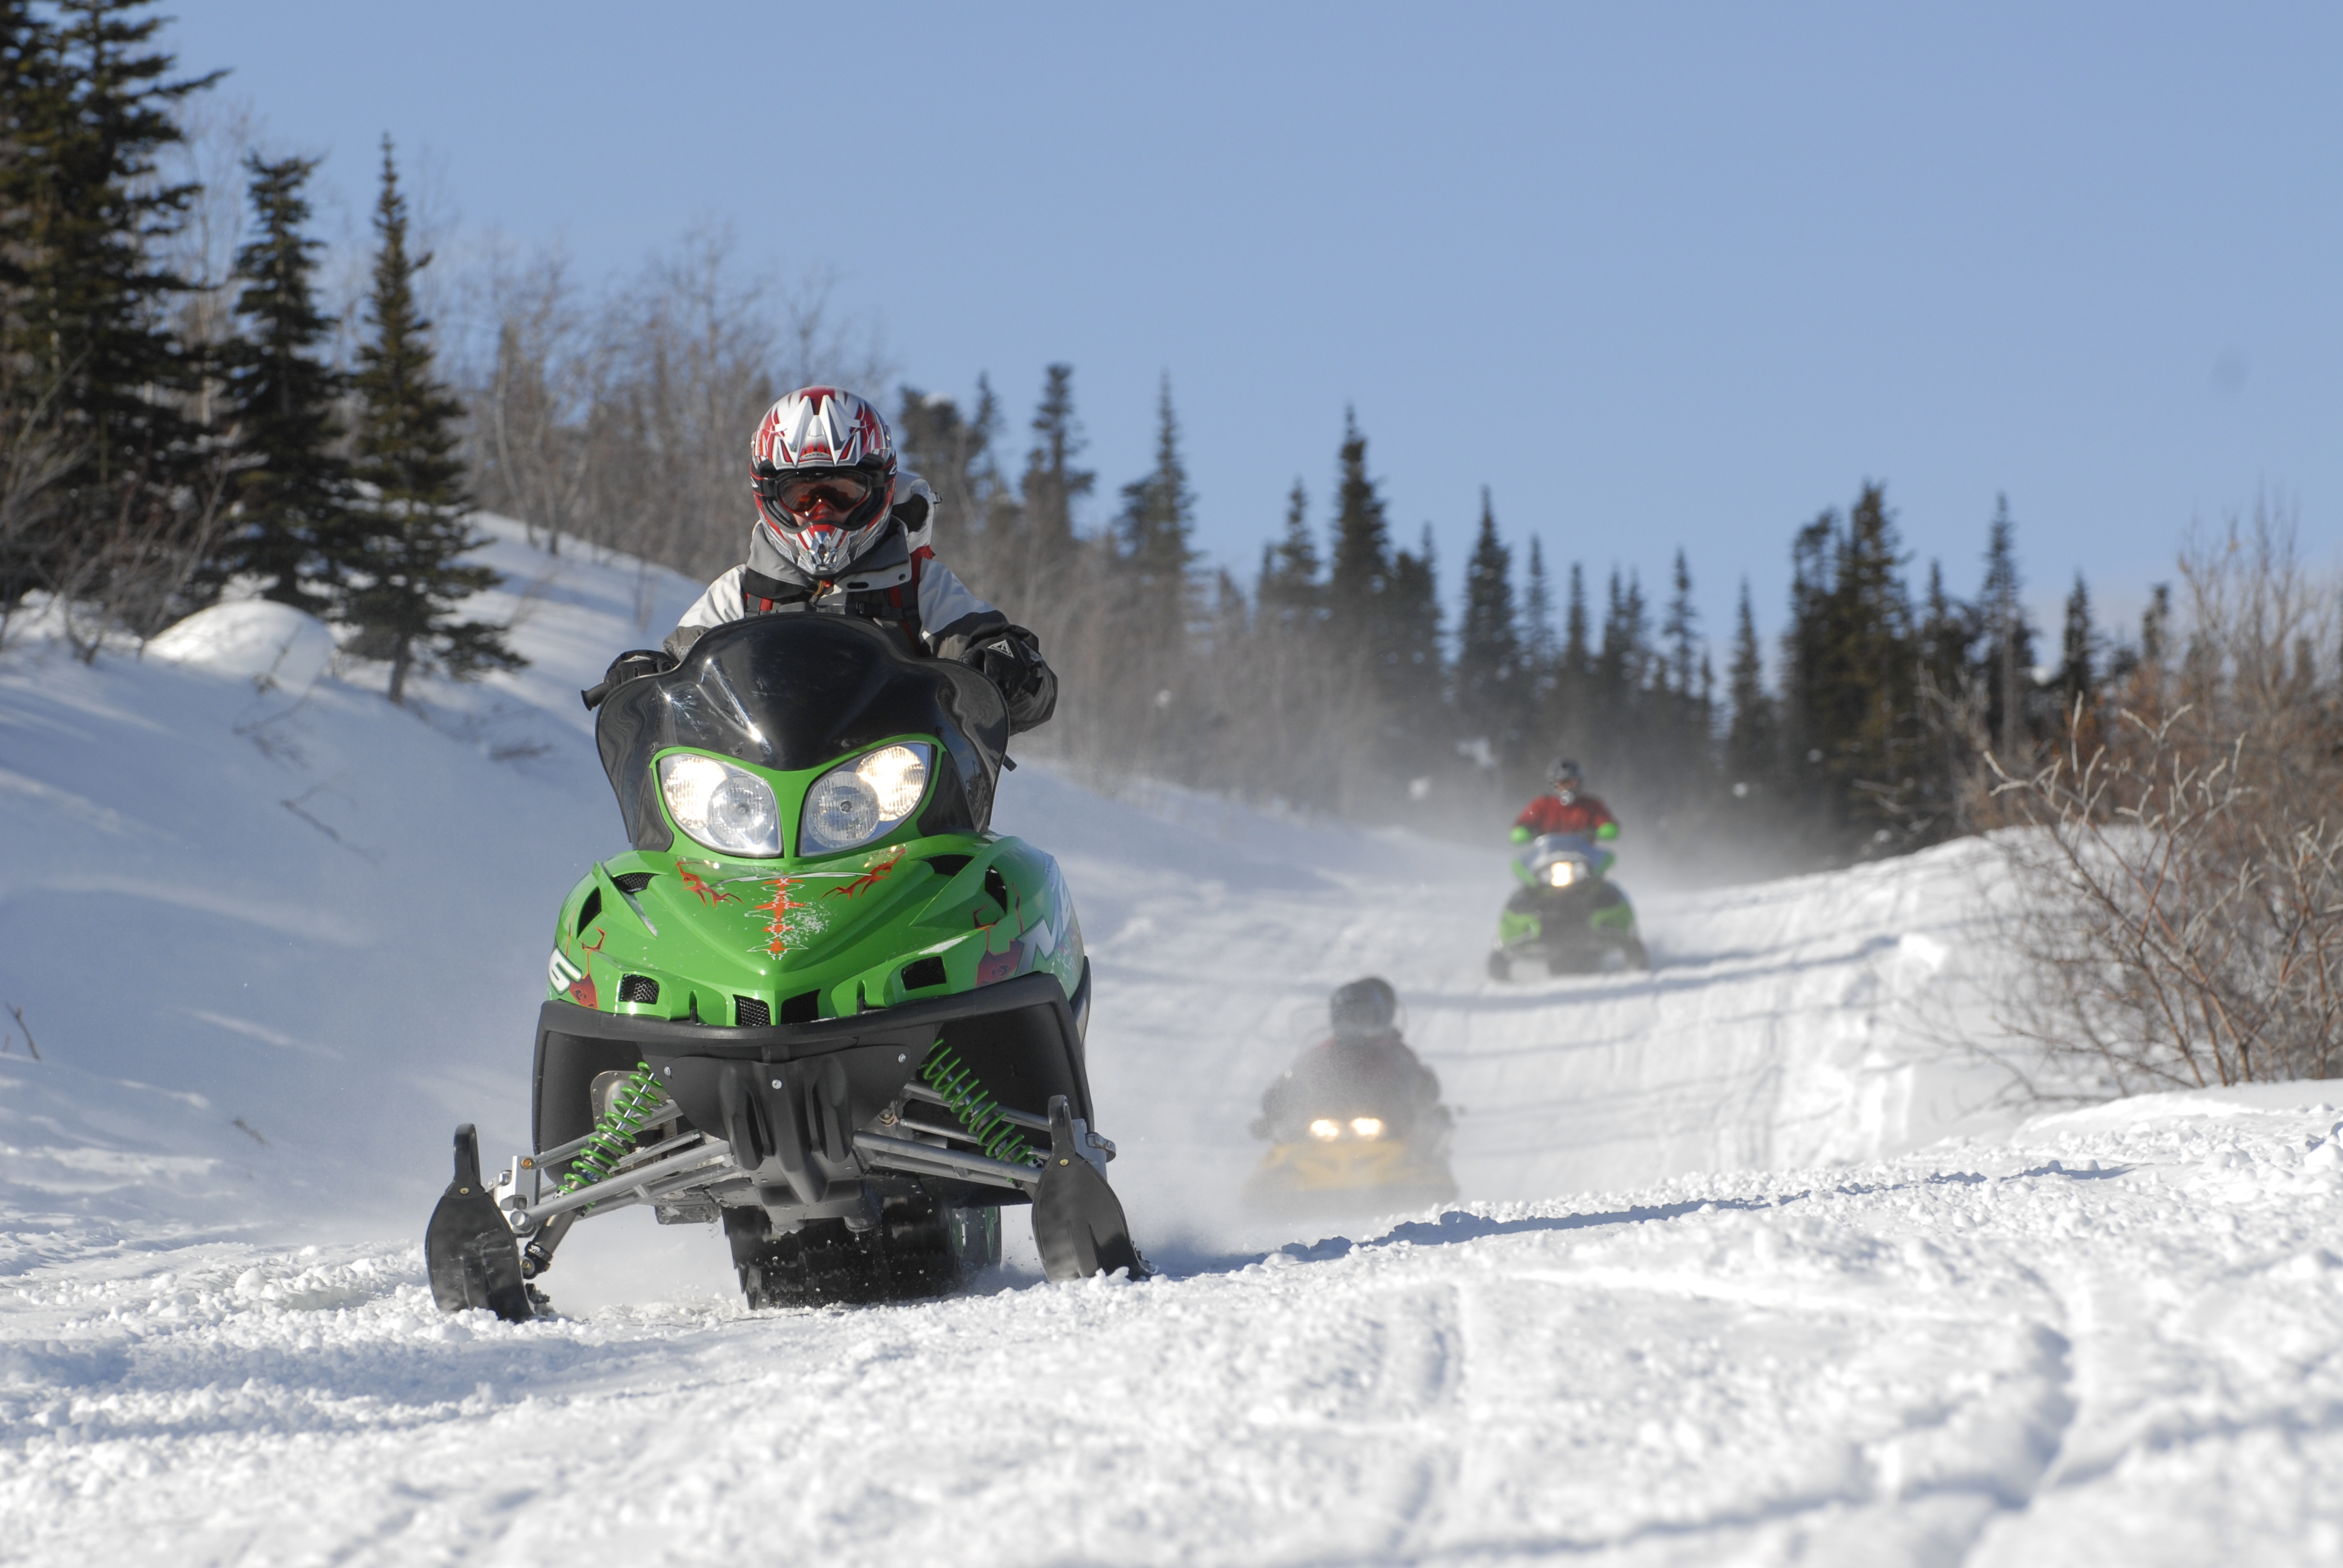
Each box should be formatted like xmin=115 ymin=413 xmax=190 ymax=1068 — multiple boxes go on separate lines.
xmin=1486 ymin=832 xmax=1650 ymax=979
xmin=426 ymin=614 xmax=1143 ymax=1322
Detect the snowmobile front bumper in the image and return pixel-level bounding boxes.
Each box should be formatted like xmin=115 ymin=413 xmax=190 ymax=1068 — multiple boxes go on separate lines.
xmin=426 ymin=968 xmax=1143 ymax=1321
xmin=532 ymin=968 xmax=1094 ymax=1210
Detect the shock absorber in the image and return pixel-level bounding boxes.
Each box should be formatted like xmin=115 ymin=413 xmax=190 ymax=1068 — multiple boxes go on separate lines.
xmin=559 ymin=1062 xmax=667 ymax=1193
xmin=919 ymin=1044 xmax=1037 ymax=1167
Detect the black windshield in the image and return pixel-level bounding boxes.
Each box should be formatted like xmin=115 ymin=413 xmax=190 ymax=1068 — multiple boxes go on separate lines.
xmin=595 ymin=615 xmax=1010 ymax=852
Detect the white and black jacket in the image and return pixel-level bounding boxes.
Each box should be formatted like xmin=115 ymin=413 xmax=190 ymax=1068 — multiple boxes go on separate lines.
xmin=664 ymin=475 xmax=1056 ymax=731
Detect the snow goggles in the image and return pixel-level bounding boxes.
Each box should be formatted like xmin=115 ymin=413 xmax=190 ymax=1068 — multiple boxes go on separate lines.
xmin=755 ymin=466 xmax=880 ymax=520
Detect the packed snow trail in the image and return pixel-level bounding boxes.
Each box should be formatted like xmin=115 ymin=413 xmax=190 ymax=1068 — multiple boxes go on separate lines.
xmin=4 ymin=522 xmax=2337 ymax=1563
xmin=7 ymin=1089 xmax=2341 ymax=1564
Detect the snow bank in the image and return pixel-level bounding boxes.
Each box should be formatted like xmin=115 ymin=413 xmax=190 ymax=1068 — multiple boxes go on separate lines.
xmin=143 ymin=599 xmax=334 ymax=692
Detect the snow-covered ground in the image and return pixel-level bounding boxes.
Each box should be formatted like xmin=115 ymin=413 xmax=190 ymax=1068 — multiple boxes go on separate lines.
xmin=3 ymin=522 xmax=2336 ymax=1564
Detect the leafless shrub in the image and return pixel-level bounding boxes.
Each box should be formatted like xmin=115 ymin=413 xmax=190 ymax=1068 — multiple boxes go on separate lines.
xmin=51 ymin=452 xmax=232 ymax=661
xmin=1988 ymin=505 xmax=2343 ymax=1091
xmin=0 ymin=368 xmax=86 ymax=647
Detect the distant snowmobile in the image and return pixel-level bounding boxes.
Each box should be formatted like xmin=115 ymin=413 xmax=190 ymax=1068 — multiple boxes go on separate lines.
xmin=425 ymin=615 xmax=1144 ymax=1324
xmin=1487 ymin=832 xmax=1650 ymax=979
xmin=1243 ymin=979 xmax=1458 ymax=1216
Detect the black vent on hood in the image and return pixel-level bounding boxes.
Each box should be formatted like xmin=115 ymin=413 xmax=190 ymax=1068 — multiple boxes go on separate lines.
xmin=618 ymin=975 xmax=660 ymax=1004
xmin=611 ymin=872 xmax=654 ymax=894
xmin=734 ymin=996 xmax=770 ymax=1028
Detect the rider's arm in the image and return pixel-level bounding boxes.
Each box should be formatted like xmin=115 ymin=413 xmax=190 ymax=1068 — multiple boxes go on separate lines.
xmin=663 ymin=566 xmax=746 ymax=661
xmin=1596 ymin=821 xmax=1619 ymax=841
xmin=919 ymin=561 xmax=1009 ymax=653
xmin=921 ymin=557 xmax=1058 ymax=734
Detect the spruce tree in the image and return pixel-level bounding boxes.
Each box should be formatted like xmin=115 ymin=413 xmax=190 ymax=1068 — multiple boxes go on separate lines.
xmin=1112 ymin=374 xmax=1195 ymax=641
xmin=2058 ymin=570 xmax=2097 ymax=722
xmin=0 ymin=0 xmax=218 ymax=610
xmin=1976 ymin=495 xmax=2033 ymax=760
xmin=347 ymin=139 xmax=517 ymax=704
xmin=896 ymin=376 xmax=1021 ymax=589
xmin=1455 ymin=487 xmax=1521 ymax=747
xmin=1561 ymin=561 xmax=1588 ymax=691
xmin=1595 ymin=567 xmax=1650 ymax=718
xmin=1521 ymin=536 xmax=1556 ymax=725
xmin=1325 ymin=408 xmax=1389 ymax=663
xmin=1382 ymin=523 xmax=1443 ymax=718
xmin=211 ymin=152 xmax=348 ymax=610
xmin=1915 ymin=560 xmax=1971 ymax=702
xmin=1019 ymin=364 xmax=1092 ymax=554
xmin=1257 ymin=478 xmax=1320 ymax=624
xmin=1661 ymin=548 xmax=1699 ymax=696
xmin=1724 ymin=577 xmax=1776 ymax=787
xmin=2140 ymin=582 xmax=2171 ymax=667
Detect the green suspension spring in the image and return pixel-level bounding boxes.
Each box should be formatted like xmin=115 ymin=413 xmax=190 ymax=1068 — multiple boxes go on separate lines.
xmin=919 ymin=1043 xmax=1037 ymax=1168
xmin=559 ymin=1061 xmax=667 ymax=1194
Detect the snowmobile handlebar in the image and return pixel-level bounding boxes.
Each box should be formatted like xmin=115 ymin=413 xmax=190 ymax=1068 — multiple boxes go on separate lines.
xmin=580 ymin=648 xmax=678 ymax=711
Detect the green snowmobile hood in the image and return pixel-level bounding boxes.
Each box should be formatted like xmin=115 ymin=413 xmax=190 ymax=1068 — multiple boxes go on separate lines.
xmin=546 ymin=615 xmax=1080 ymax=1026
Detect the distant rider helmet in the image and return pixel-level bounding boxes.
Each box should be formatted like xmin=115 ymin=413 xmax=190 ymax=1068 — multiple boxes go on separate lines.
xmin=1548 ymin=756 xmax=1583 ymax=802
xmin=1329 ymin=976 xmax=1398 ymax=1040
xmin=749 ymin=387 xmax=899 ymax=578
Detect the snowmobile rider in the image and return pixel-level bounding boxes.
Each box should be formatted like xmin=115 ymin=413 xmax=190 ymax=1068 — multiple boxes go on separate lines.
xmin=588 ymin=386 xmax=1057 ymax=730
xmin=1253 ymin=977 xmax=1443 ymax=1138
xmin=1512 ymin=757 xmax=1618 ymax=844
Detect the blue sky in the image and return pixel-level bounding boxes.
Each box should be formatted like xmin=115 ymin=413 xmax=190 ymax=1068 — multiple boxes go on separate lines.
xmin=165 ymin=2 xmax=2341 ymax=655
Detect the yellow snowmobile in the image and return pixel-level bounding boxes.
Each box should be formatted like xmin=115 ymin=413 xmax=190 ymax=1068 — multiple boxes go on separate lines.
xmin=1242 ymin=978 xmax=1457 ymax=1218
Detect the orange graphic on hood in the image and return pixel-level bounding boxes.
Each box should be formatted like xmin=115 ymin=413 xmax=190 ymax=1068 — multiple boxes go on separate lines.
xmin=827 ymin=847 xmax=904 ymax=901
xmin=752 ymin=877 xmax=811 ymax=956
xmin=677 ymin=867 xmax=739 ymax=908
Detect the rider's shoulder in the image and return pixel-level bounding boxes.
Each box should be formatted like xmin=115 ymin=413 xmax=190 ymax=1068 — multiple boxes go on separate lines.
xmin=894 ymin=472 xmax=937 ymax=551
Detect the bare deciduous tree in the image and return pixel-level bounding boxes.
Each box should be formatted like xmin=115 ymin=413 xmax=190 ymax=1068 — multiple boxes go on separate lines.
xmin=459 ymin=225 xmax=888 ymax=627
xmin=1989 ymin=505 xmax=2343 ymax=1091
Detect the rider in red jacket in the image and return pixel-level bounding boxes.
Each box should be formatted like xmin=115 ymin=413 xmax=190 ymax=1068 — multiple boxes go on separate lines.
xmin=1512 ymin=758 xmax=1619 ymax=843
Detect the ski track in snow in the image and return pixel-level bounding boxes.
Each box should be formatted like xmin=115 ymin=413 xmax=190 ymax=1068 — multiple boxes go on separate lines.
xmin=3 ymin=520 xmax=2339 ymax=1565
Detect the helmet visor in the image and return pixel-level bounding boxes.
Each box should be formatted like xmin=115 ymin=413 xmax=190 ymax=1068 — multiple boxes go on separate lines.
xmin=755 ymin=466 xmax=880 ymax=521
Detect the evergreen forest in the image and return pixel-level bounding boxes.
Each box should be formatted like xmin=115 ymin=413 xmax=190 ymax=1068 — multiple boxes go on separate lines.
xmin=0 ymin=2 xmax=2190 ymax=880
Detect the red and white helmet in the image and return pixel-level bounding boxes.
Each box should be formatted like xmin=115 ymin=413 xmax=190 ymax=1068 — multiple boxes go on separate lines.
xmin=749 ymin=387 xmax=899 ymax=577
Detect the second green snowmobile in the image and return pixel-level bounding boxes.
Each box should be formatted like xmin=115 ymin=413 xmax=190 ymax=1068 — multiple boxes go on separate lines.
xmin=1486 ymin=832 xmax=1650 ymax=979
xmin=426 ymin=615 xmax=1144 ymax=1322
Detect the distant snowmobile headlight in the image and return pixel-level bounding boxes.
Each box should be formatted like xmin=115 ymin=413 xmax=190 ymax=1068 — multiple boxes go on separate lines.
xmin=801 ymin=743 xmax=934 ymax=854
xmin=1350 ymin=1117 xmax=1385 ymax=1140
xmin=1542 ymin=861 xmax=1580 ymax=888
xmin=658 ymin=753 xmax=781 ymax=857
xmin=1308 ymin=1118 xmax=1343 ymax=1142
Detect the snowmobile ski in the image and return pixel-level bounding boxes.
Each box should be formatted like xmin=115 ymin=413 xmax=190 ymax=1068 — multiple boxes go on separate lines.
xmin=425 ymin=1124 xmax=533 ymax=1323
xmin=1032 ymin=1095 xmax=1148 ymax=1281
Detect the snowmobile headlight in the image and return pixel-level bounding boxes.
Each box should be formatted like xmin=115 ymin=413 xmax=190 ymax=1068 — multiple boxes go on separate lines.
xmin=1543 ymin=861 xmax=1580 ymax=888
xmin=801 ymin=743 xmax=933 ymax=854
xmin=1350 ymin=1117 xmax=1385 ymax=1140
xmin=1308 ymin=1118 xmax=1343 ymax=1141
xmin=658 ymin=753 xmax=782 ymax=857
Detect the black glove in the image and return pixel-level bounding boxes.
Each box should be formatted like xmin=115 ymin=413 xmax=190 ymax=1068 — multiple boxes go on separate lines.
xmin=581 ymin=648 xmax=677 ymax=711
xmin=959 ymin=626 xmax=1058 ymax=734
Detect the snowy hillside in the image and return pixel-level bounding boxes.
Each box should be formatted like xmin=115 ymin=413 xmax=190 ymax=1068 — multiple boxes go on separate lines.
xmin=4 ymin=521 xmax=2337 ymax=1564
